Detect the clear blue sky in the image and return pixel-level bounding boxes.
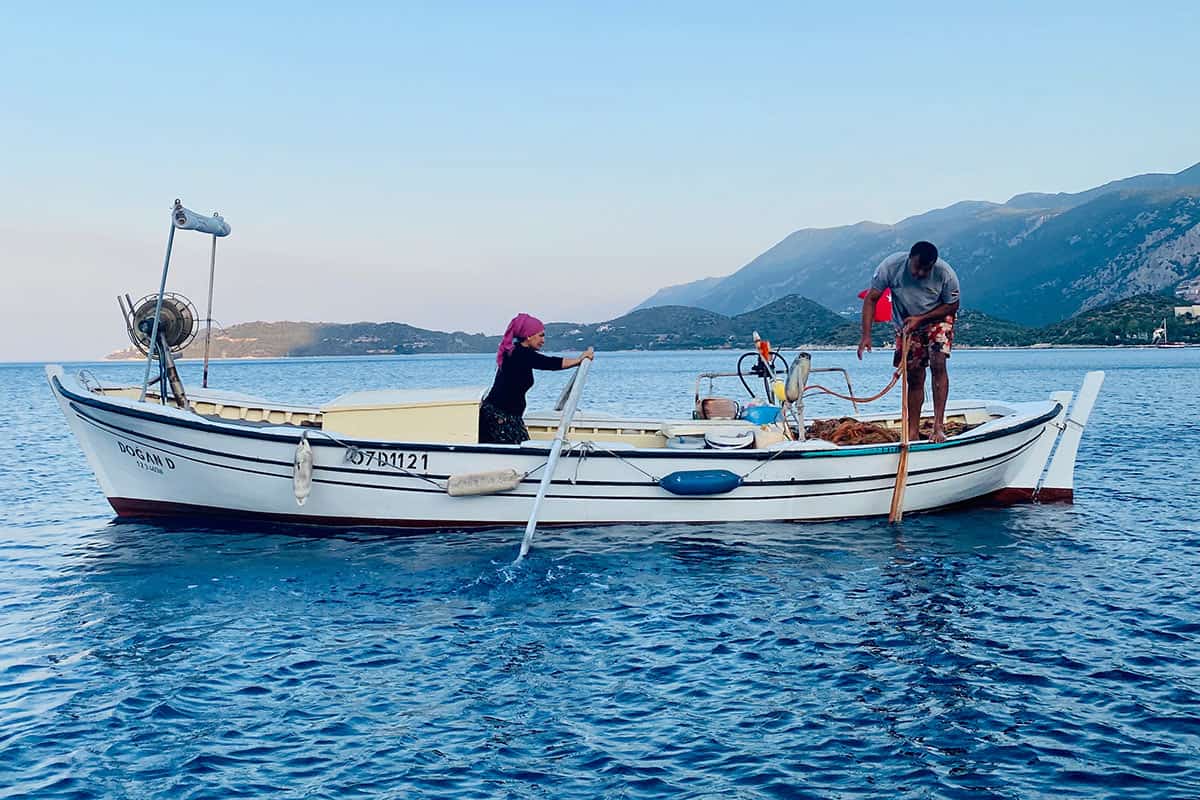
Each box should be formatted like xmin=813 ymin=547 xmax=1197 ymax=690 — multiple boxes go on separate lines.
xmin=3 ymin=1 xmax=1197 ymax=360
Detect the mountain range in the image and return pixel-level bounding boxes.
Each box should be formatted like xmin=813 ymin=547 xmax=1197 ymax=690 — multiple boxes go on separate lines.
xmin=104 ymin=163 xmax=1200 ymax=360
xmin=106 ymin=293 xmax=1198 ymax=361
xmin=634 ymin=163 xmax=1200 ymax=326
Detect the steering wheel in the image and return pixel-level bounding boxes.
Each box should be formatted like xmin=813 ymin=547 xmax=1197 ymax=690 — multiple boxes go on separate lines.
xmin=736 ymin=350 xmax=790 ymax=398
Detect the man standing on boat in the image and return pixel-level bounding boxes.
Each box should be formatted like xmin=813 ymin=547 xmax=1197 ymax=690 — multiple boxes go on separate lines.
xmin=857 ymin=241 xmax=960 ymax=443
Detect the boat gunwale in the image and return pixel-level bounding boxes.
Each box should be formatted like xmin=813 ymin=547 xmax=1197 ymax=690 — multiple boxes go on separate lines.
xmin=49 ymin=370 xmax=1063 ymax=461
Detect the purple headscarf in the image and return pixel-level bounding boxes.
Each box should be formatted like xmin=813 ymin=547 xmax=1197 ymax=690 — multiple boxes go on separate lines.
xmin=497 ymin=313 xmax=544 ymax=366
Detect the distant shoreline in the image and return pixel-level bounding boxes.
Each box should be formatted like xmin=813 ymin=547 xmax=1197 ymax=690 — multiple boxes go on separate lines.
xmin=96 ymin=342 xmax=1199 ymax=362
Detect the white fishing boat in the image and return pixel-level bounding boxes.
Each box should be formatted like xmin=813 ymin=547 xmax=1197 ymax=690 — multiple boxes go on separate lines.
xmin=47 ymin=201 xmax=1105 ymax=545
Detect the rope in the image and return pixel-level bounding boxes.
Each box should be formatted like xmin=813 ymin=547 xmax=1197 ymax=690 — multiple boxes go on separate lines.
xmin=740 ymin=443 xmax=791 ymax=480
xmin=897 ymin=333 xmax=912 ymax=437
xmin=305 ymin=428 xmax=447 ymax=490
xmin=308 ymin=430 xmax=586 ymax=491
xmin=525 ymin=439 xmax=662 ymax=484
xmin=582 ymin=440 xmax=661 ymax=482
xmin=77 ymin=369 xmax=103 ymax=393
xmin=522 ymin=459 xmax=550 ymax=479
xmin=522 ymin=439 xmax=601 ymax=482
xmin=558 ymin=437 xmax=791 ymax=485
xmin=570 ymin=440 xmax=590 ymax=484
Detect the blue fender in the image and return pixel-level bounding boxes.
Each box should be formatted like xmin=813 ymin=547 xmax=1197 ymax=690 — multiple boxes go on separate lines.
xmin=659 ymin=469 xmax=743 ymax=496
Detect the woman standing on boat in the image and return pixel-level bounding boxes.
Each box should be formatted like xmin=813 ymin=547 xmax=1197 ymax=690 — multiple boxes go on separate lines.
xmin=478 ymin=313 xmax=594 ymax=444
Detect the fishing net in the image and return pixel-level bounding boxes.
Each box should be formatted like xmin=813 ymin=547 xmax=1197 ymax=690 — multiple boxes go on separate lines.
xmin=805 ymin=417 xmax=972 ymax=445
xmin=918 ymin=419 xmax=971 ymax=439
xmin=807 ymin=418 xmax=899 ymax=445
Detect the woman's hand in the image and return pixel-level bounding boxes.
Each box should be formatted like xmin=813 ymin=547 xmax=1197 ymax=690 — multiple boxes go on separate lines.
xmin=563 ymin=348 xmax=595 ymax=369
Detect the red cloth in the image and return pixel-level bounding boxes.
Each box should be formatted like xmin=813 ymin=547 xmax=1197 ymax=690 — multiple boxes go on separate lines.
xmin=858 ymin=288 xmax=892 ymax=323
xmin=497 ymin=313 xmax=545 ymax=366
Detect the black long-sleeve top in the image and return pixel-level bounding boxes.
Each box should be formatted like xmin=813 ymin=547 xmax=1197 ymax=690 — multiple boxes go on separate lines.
xmin=484 ymin=346 xmax=566 ymax=416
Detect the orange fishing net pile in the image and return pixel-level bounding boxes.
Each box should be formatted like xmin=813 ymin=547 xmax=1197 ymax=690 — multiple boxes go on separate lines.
xmin=806 ymin=418 xmax=899 ymax=445
xmin=918 ymin=419 xmax=970 ymax=438
xmin=805 ymin=417 xmax=972 ymax=445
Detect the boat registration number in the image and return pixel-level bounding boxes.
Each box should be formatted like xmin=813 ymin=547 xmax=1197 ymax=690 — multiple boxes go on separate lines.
xmin=345 ymin=448 xmax=430 ymax=472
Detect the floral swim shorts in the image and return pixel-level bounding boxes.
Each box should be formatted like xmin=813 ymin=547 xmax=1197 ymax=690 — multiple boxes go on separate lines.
xmin=893 ymin=315 xmax=955 ymax=370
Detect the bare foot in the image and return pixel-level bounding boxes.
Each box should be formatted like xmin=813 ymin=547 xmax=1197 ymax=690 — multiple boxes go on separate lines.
xmin=930 ymin=428 xmax=947 ymax=444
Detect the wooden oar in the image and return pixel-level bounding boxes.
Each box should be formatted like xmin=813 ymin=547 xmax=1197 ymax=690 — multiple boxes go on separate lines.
xmin=888 ymin=335 xmax=911 ymax=523
xmin=518 ymin=357 xmax=592 ymax=560
xmin=553 ymin=363 xmax=578 ymax=411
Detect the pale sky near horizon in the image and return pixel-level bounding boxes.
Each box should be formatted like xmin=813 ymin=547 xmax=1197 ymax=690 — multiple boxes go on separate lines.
xmin=3 ymin=1 xmax=1198 ymax=361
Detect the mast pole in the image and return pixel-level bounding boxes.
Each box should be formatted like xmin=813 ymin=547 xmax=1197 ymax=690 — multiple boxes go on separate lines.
xmin=202 ymin=231 xmax=218 ymax=388
xmin=139 ymin=210 xmax=177 ymax=402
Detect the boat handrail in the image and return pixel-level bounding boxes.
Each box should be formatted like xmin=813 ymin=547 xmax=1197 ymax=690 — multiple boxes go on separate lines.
xmin=694 ymin=367 xmax=860 ymax=417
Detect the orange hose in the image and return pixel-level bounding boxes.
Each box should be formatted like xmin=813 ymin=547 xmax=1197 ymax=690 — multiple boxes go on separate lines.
xmin=803 ymin=370 xmax=902 ymax=405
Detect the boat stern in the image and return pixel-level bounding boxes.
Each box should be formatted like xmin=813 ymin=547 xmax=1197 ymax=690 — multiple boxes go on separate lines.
xmin=995 ymin=370 xmax=1105 ymax=505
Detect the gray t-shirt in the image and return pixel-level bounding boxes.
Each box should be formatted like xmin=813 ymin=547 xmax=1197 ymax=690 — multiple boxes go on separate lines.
xmin=870 ymin=252 xmax=960 ymax=328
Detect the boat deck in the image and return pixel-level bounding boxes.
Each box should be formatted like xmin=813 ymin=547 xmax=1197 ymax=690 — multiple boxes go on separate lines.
xmin=93 ymin=384 xmax=997 ymax=450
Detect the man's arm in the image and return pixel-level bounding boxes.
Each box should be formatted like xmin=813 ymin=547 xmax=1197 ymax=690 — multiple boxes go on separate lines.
xmin=857 ymin=289 xmax=882 ymax=360
xmin=900 ymin=300 xmax=960 ymax=334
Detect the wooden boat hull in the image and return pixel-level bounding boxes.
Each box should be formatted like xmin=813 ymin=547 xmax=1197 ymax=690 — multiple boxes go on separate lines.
xmin=47 ymin=367 xmax=1096 ymax=529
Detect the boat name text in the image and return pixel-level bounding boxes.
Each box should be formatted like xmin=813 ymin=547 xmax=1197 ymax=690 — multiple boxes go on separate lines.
xmin=117 ymin=440 xmax=176 ymax=475
xmin=345 ymin=449 xmax=430 ymax=472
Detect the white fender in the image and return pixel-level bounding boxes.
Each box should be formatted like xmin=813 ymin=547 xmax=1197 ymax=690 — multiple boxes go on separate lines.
xmin=447 ymin=468 xmax=523 ymax=497
xmin=293 ymin=432 xmax=313 ymax=506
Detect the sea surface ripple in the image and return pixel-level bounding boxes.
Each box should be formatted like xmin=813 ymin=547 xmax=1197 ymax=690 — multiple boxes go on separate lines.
xmin=2 ymin=348 xmax=1198 ymax=798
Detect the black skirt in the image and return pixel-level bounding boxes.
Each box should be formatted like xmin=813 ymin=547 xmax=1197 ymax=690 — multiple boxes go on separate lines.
xmin=478 ymin=400 xmax=529 ymax=445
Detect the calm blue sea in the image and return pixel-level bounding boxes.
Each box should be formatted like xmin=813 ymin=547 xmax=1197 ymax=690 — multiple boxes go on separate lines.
xmin=2 ymin=348 xmax=1199 ymax=799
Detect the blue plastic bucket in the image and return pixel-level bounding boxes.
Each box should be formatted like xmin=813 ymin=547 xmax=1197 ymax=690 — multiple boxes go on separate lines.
xmin=740 ymin=405 xmax=781 ymax=425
